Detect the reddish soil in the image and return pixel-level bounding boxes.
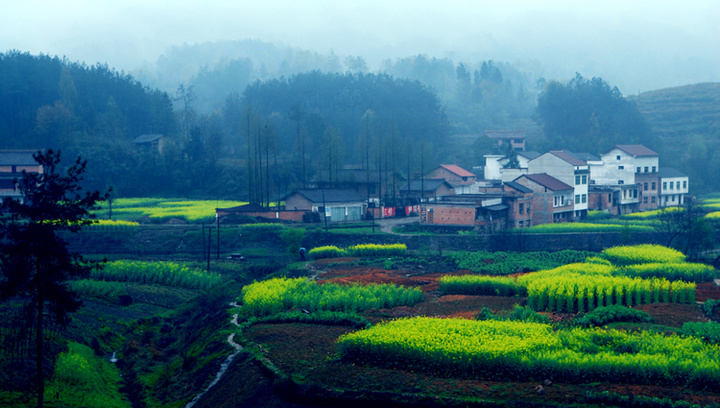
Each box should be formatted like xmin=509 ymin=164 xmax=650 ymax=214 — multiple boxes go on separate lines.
xmin=203 ymin=259 xmax=720 ymax=408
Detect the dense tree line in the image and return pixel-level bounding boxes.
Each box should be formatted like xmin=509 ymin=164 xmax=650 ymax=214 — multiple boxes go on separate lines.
xmin=535 ymin=73 xmax=657 ymax=154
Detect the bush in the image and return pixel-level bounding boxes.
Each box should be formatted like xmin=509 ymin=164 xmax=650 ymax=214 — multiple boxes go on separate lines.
xmin=574 ymin=305 xmax=654 ymax=327
xmin=680 ymin=321 xmax=720 ymax=344
xmin=702 ymin=299 xmax=720 ymax=320
xmin=439 ymin=275 xmax=526 ymax=297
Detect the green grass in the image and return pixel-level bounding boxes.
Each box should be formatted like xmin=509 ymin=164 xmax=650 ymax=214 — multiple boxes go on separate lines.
xmin=94 ymin=198 xmax=248 ymax=224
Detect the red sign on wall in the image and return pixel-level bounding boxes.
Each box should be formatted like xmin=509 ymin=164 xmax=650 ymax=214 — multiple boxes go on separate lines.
xmin=382 ymin=207 xmax=396 ymax=217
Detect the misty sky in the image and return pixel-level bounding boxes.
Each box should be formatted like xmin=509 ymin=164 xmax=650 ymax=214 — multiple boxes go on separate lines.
xmin=2 ymin=0 xmax=718 ymax=94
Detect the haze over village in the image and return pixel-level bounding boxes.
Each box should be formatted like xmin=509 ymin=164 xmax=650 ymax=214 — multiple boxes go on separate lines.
xmin=1 ymin=2 xmax=720 ymax=408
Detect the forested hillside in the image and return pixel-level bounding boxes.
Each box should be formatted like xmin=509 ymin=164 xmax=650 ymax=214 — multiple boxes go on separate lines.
xmin=632 ymin=83 xmax=720 ymax=192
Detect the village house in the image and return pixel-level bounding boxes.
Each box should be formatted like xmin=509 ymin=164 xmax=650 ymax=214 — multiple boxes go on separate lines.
xmin=591 ymin=145 xmax=659 ymax=212
xmin=513 ymin=173 xmax=574 ymax=225
xmin=425 ymin=164 xmax=477 ymax=194
xmin=484 ymin=129 xmax=526 ymax=151
xmin=483 ymin=151 xmax=540 ymax=182
xmin=419 ymin=193 xmax=508 ymax=232
xmin=282 ymin=189 xmax=368 ymax=222
xmin=132 ymin=134 xmax=164 ymax=153
xmin=0 ymin=150 xmax=43 ymax=204
xmin=528 ymin=150 xmax=590 ymax=220
xmin=659 ymin=167 xmax=689 ymax=207
xmin=398 ymin=179 xmax=455 ymax=203
xmin=503 ymin=181 xmax=534 ymax=228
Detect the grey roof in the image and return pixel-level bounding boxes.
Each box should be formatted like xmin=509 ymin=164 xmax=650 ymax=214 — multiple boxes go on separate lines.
xmin=132 ymin=134 xmax=163 ymax=144
xmin=660 ymin=167 xmax=688 ymax=178
xmin=518 ymin=173 xmax=573 ymax=191
xmin=284 ymin=189 xmax=367 ymax=203
xmin=549 ymin=150 xmax=586 ymax=166
xmin=569 ymin=152 xmax=600 ymax=162
xmin=504 ymin=181 xmax=533 ymax=194
xmin=605 ymin=144 xmax=658 ymax=157
xmin=399 ymin=179 xmax=453 ymax=193
xmin=517 ymin=151 xmax=541 ymax=160
xmin=0 ymin=150 xmax=39 ymax=166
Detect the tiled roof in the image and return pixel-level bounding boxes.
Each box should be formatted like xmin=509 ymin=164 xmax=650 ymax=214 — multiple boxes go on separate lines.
xmin=606 ymin=145 xmax=658 ymax=157
xmin=660 ymin=167 xmax=688 ymax=178
xmin=439 ymin=164 xmax=475 ymax=178
xmin=504 ymin=181 xmax=533 ymax=194
xmin=569 ymin=152 xmax=600 ymax=162
xmin=284 ymin=189 xmax=367 ymax=203
xmin=517 ymin=151 xmax=541 ymax=160
xmin=520 ymin=173 xmax=573 ymax=191
xmin=0 ymin=150 xmax=39 ymax=166
xmin=549 ymin=150 xmax=586 ymax=166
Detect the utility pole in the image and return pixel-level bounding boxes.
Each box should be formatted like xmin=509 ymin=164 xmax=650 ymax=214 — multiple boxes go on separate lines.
xmin=322 ymin=189 xmax=328 ymax=232
xmin=207 ymin=226 xmax=213 ymax=272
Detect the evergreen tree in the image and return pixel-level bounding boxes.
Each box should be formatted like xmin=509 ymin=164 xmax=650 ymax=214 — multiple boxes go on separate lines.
xmin=0 ymin=150 xmax=108 ymax=408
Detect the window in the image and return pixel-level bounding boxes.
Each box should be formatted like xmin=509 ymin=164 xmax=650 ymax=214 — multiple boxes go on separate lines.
xmin=636 ymin=167 xmax=641 ymax=173
xmin=643 ymin=197 xmax=648 ymax=204
xmin=575 ymin=194 xmax=580 ymax=203
xmin=663 ymin=181 xmax=667 ymax=190
xmin=671 ymin=195 xmax=676 ymax=202
xmin=519 ymin=203 xmax=524 ymax=214
xmin=519 ymin=220 xmax=524 ymax=227
xmin=644 ymin=166 xmax=649 ymax=173
xmin=652 ymin=166 xmax=656 ymax=172
xmin=582 ymin=175 xmax=587 ymax=184
xmin=670 ymin=182 xmax=674 ymax=190
xmin=676 ymin=181 xmax=680 ymax=189
xmin=618 ymin=165 xmax=624 ymax=170
xmin=616 ymin=155 xmax=621 ymax=160
xmin=618 ymin=180 xmax=624 ymax=185
xmin=582 ymin=194 xmax=587 ymax=203
xmin=683 ymin=180 xmax=687 ymax=189
xmin=608 ymin=193 xmax=612 ymax=201
xmin=651 ymin=196 xmax=656 ymax=204
xmin=651 ymin=182 xmax=656 ymax=190
xmin=644 ymin=182 xmax=648 ymax=191
xmin=575 ymin=175 xmax=581 ymax=185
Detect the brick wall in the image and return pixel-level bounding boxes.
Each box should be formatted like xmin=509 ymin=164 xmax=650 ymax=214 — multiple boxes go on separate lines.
xmin=424 ymin=206 xmax=475 ymax=225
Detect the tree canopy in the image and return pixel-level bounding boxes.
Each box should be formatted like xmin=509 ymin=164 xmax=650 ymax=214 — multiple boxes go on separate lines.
xmin=535 ymin=73 xmax=656 ymax=153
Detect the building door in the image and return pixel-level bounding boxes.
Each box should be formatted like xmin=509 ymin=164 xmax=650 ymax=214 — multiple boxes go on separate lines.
xmin=347 ymin=206 xmax=362 ymax=221
xmin=331 ymin=207 xmax=345 ymax=221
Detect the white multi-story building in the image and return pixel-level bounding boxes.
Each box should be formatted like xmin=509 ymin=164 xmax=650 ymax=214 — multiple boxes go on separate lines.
xmin=591 ymin=145 xmax=660 ymax=211
xmin=659 ymin=167 xmax=689 ymax=207
xmin=483 ymin=151 xmax=540 ymax=182
xmin=528 ymin=150 xmax=589 ymax=220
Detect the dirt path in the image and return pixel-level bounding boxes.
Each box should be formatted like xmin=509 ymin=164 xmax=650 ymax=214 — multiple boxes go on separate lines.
xmin=375 ymin=216 xmax=419 ymax=234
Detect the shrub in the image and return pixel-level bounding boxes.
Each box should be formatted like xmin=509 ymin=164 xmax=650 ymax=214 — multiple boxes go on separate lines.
xmin=702 ymin=299 xmax=720 ymax=320
xmin=680 ymin=321 xmax=720 ymax=345
xmin=617 ymin=262 xmax=718 ymax=283
xmin=574 ymin=305 xmax=654 ymax=327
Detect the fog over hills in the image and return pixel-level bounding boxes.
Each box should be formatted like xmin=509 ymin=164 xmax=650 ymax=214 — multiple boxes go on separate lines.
xmin=2 ymin=0 xmax=718 ymax=95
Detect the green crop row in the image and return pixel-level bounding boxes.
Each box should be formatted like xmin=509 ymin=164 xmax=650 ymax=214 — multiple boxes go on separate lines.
xmin=308 ymin=243 xmax=407 ymax=259
xmin=680 ymin=322 xmax=720 ymax=345
xmin=91 ymin=260 xmax=223 ymax=290
xmin=617 ymin=262 xmax=718 ymax=283
xmin=518 ymin=263 xmax=696 ymax=313
xmin=439 ymin=275 xmax=526 ymax=297
xmin=601 ymin=244 xmax=686 ymax=265
xmin=337 ymin=317 xmax=720 ymax=390
xmin=449 ymin=249 xmax=596 ymax=275
xmin=238 ymin=277 xmax=423 ymax=317
xmin=70 ymin=280 xmax=128 ymax=299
